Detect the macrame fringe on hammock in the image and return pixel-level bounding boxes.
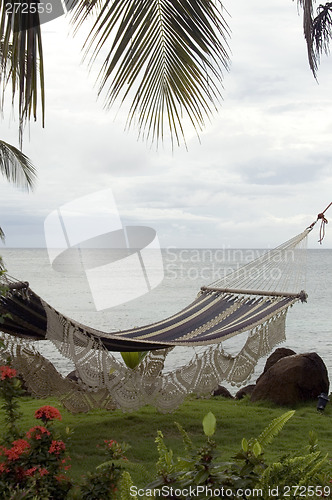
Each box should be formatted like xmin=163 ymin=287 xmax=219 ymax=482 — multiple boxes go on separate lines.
xmin=3 ymin=306 xmax=287 ymax=412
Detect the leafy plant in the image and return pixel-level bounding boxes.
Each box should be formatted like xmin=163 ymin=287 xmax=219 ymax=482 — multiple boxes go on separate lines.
xmin=154 ymin=430 xmax=177 ymax=484
xmin=79 ymin=439 xmax=130 ymax=499
xmin=257 ymin=430 xmax=332 ymax=499
xmin=147 ymin=410 xmax=304 ymax=499
xmin=120 ymin=471 xmax=139 ymax=500
xmin=0 ymin=364 xmax=23 ymax=444
xmin=236 ymin=410 xmax=296 ymax=463
xmin=257 ymin=410 xmax=295 ymax=448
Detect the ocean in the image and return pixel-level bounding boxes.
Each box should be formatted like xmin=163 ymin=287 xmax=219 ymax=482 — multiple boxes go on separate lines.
xmin=0 ymin=247 xmax=331 ymax=393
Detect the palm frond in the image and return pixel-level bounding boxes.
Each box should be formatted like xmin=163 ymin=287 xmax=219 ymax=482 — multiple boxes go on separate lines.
xmin=312 ymin=2 xmax=332 ymax=67
xmin=297 ymin=0 xmax=316 ymax=74
xmin=0 ymin=139 xmax=37 ymax=191
xmin=0 ymin=226 xmax=5 ymax=243
xmin=0 ymin=1 xmax=45 ymax=145
xmin=69 ymin=0 xmax=230 ymax=147
xmin=297 ymin=0 xmax=332 ymax=77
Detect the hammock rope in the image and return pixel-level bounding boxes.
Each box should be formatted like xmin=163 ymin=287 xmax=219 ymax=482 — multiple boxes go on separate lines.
xmin=307 ymin=202 xmax=332 ymax=243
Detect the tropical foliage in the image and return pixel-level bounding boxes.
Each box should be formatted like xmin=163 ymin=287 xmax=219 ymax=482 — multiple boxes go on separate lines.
xmin=1 ymin=383 xmax=332 ymax=499
xmin=299 ymin=0 xmax=332 ymax=77
xmin=1 ymin=1 xmax=332 ymax=147
xmin=0 ymin=141 xmax=36 ymax=191
xmin=148 ymin=410 xmax=332 ymax=499
xmin=0 ymin=139 xmax=37 ymax=241
xmin=0 ymin=2 xmax=44 ymax=145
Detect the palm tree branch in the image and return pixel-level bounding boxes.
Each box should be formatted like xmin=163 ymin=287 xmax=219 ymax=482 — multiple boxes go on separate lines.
xmin=312 ymin=3 xmax=332 ymax=57
xmin=70 ymin=0 xmax=230 ymax=145
xmin=129 ymin=45 xmax=214 ymax=129
xmin=115 ymin=4 xmax=223 ymax=125
xmin=126 ymin=31 xmax=219 ymax=124
xmin=0 ymin=139 xmax=36 ymax=190
xmin=123 ymin=42 xmax=210 ymax=131
xmin=297 ymin=0 xmax=332 ymax=77
xmin=127 ymin=56 xmax=205 ymax=146
xmin=0 ymin=1 xmax=45 ymax=144
xmin=100 ymin=1 xmax=226 ymax=90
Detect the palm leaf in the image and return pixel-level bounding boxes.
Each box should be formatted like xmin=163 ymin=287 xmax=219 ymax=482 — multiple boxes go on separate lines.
xmin=297 ymin=0 xmax=332 ymax=77
xmin=297 ymin=0 xmax=316 ymax=75
xmin=69 ymin=0 xmax=230 ymax=146
xmin=311 ymin=2 xmax=332 ymax=71
xmin=0 ymin=1 xmax=45 ymax=144
xmin=0 ymin=139 xmax=36 ymax=242
xmin=0 ymin=139 xmax=36 ymax=190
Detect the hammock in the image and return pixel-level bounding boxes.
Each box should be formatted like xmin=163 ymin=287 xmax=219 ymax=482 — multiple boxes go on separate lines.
xmin=0 ymin=211 xmax=329 ymax=412
xmin=0 ymin=230 xmax=309 ymax=348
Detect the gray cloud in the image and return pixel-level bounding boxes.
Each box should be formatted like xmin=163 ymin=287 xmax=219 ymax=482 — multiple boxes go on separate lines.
xmin=235 ymin=154 xmax=332 ymax=185
xmin=1 ymin=2 xmax=332 ymax=250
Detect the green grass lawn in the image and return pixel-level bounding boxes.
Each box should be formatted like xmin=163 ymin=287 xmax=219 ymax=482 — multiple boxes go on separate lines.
xmin=1 ymin=394 xmax=332 ymax=488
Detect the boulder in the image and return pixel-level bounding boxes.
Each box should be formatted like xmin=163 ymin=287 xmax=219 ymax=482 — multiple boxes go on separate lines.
xmin=256 ymin=347 xmax=297 ymax=384
xmin=263 ymin=347 xmax=297 ymax=374
xmin=66 ymin=370 xmax=79 ymax=382
xmin=213 ymin=385 xmax=234 ymax=398
xmin=251 ymin=352 xmax=329 ymax=405
xmin=235 ymin=384 xmax=256 ymax=400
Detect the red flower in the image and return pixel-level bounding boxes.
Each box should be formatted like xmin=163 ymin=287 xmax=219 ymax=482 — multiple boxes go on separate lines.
xmin=0 ymin=365 xmax=17 ymax=380
xmin=61 ymin=457 xmax=72 ymax=471
xmin=25 ymin=466 xmax=38 ymax=477
xmin=49 ymin=440 xmax=66 ymax=455
xmin=4 ymin=439 xmax=30 ymax=461
xmin=0 ymin=462 xmax=10 ymax=474
xmin=55 ymin=473 xmax=68 ymax=482
xmin=25 ymin=466 xmax=49 ymax=477
xmin=34 ymin=405 xmax=62 ymax=422
xmin=26 ymin=425 xmax=51 ymax=440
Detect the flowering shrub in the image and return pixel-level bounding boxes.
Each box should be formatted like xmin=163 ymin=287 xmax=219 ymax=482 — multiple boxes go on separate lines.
xmin=104 ymin=439 xmax=129 ymax=461
xmin=0 ymin=362 xmax=136 ymax=498
xmin=26 ymin=425 xmax=51 ymax=440
xmin=0 ymin=364 xmax=23 ymax=443
xmin=49 ymin=439 xmax=66 ymax=455
xmin=0 ymin=400 xmax=72 ymax=499
xmin=35 ymin=405 xmax=62 ymax=423
xmin=2 ymin=438 xmax=30 ymax=461
xmin=0 ymin=414 xmax=72 ymax=499
xmin=0 ymin=365 xmax=17 ymax=380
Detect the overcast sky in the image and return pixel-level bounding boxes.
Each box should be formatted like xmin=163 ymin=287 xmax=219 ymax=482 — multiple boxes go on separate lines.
xmin=1 ymin=0 xmax=332 ymax=250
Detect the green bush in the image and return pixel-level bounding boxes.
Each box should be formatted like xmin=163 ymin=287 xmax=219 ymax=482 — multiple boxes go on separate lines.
xmin=146 ymin=410 xmax=332 ymax=499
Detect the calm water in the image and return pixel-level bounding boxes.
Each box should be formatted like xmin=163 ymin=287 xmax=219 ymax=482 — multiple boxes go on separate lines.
xmin=1 ymin=248 xmax=331 ymax=392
